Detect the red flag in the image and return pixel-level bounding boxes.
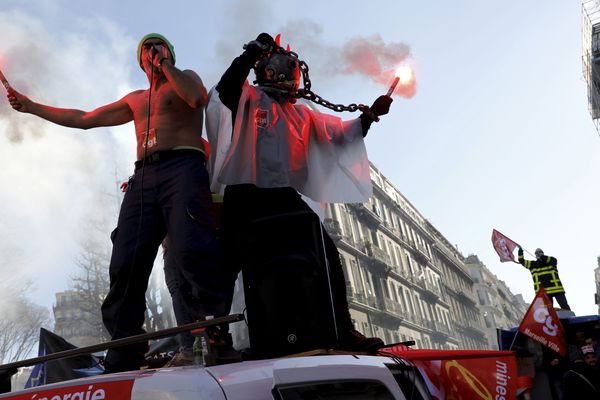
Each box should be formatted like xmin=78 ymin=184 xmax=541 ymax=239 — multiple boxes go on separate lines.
xmin=379 ymin=348 xmax=517 ymax=400
xmin=518 ymin=287 xmax=567 ymax=356
xmin=491 ymin=229 xmax=519 ymax=262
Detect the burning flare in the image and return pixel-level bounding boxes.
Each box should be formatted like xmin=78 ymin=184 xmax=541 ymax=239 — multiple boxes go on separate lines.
xmin=340 ymin=34 xmax=416 ymax=98
xmin=386 ymin=64 xmax=415 ymax=96
xmin=396 ymin=65 xmax=414 ymax=85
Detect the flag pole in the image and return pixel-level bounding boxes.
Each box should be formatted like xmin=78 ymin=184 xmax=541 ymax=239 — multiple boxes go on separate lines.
xmin=0 ymin=313 xmax=244 ymax=371
xmin=520 ymin=246 xmax=536 ymax=258
xmin=507 ymin=330 xmax=520 ymax=352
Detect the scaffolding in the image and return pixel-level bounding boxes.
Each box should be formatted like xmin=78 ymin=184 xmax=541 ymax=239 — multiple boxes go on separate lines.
xmin=582 ymin=0 xmax=600 ymax=134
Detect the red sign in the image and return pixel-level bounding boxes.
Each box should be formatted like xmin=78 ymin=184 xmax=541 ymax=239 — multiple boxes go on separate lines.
xmin=518 ymin=287 xmax=567 ymax=356
xmin=255 ymin=109 xmax=268 ymax=128
xmin=380 ymin=348 xmax=518 ymax=400
xmin=4 ymin=380 xmax=134 ymax=400
xmin=415 ymin=355 xmax=516 ymax=400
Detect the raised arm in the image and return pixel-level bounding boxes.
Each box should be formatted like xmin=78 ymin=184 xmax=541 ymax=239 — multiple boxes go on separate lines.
xmin=159 ymin=59 xmax=207 ymax=109
xmin=517 ymin=247 xmax=531 ymax=269
xmin=216 ymin=33 xmax=275 ymax=115
xmin=7 ymin=87 xmax=133 ymax=130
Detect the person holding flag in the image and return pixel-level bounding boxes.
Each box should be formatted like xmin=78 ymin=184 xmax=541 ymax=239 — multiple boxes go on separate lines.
xmin=518 ymin=247 xmax=570 ymax=310
xmin=491 ymin=230 xmax=571 ymax=310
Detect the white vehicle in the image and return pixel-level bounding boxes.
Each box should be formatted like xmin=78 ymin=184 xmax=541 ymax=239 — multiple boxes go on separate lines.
xmin=0 ymin=354 xmax=432 ymax=400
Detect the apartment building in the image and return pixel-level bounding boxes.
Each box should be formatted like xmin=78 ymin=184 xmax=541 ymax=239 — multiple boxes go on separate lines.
xmin=323 ymin=163 xmax=519 ymax=350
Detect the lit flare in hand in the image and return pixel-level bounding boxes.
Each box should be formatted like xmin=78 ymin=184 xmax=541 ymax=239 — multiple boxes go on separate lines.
xmin=386 ymin=65 xmax=414 ymax=96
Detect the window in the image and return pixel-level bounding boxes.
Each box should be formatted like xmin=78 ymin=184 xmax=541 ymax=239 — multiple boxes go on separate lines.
xmin=477 ymin=289 xmax=490 ymax=306
xmin=396 ymin=288 xmax=403 ymax=306
xmin=388 ymin=281 xmax=395 ymax=301
xmin=472 ymin=269 xmax=483 ymax=284
xmin=483 ymin=311 xmax=495 ymax=328
xmin=275 ymin=380 xmax=396 ymax=399
xmin=593 ymin=28 xmax=600 ymax=55
xmin=383 ymin=281 xmax=390 ymax=299
xmin=393 ymin=246 xmax=401 ymax=267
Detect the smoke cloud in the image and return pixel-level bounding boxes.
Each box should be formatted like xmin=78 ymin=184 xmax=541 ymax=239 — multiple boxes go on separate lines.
xmin=213 ymin=2 xmax=415 ymax=99
xmin=340 ymin=34 xmax=415 ymax=98
xmin=0 ymin=9 xmax=138 ymax=313
xmin=0 ymin=1 xmax=417 ymax=324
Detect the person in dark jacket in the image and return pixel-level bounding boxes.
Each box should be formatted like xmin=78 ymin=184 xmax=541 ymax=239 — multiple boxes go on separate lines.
xmin=208 ymin=33 xmax=392 ymax=351
xmin=563 ymin=345 xmax=600 ymax=399
xmin=518 ymin=247 xmax=570 ymax=310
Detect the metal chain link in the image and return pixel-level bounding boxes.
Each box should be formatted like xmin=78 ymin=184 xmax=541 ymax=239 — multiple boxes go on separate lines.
xmin=268 ymin=46 xmax=370 ymax=114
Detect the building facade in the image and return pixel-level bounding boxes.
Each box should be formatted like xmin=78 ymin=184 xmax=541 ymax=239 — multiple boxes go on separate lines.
xmin=53 ymin=269 xmax=175 ymax=347
xmin=324 ymin=163 xmax=523 ymax=350
xmin=53 ymin=290 xmax=104 ymax=347
xmin=465 ymin=255 xmax=529 ymax=349
xmin=54 ymin=162 xmax=527 ymax=351
xmin=595 ymin=257 xmax=600 ymax=314
xmin=583 ymin=0 xmax=600 ymax=133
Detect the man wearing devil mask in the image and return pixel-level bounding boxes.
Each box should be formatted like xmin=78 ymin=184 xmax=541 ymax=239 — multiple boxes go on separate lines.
xmin=207 ymin=32 xmax=392 ymax=351
xmin=6 ymin=33 xmax=230 ymax=373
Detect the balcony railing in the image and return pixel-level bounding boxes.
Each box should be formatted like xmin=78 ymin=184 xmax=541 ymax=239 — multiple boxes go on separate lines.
xmin=347 ymin=203 xmax=381 ymax=227
xmin=433 ymin=320 xmax=452 ymax=336
xmin=422 ymin=319 xmax=436 ymax=331
xmin=365 ymin=244 xmax=392 ymax=271
xmin=382 ymin=298 xmax=406 ymax=317
xmin=348 ymin=290 xmax=378 ymax=309
xmin=423 ymin=279 xmax=442 ymax=297
xmin=323 ymin=218 xmax=342 ymax=240
xmin=404 ymin=312 xmax=423 ymax=327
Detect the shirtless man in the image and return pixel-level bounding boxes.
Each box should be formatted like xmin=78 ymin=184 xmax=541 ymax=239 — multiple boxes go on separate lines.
xmin=7 ymin=33 xmax=228 ymax=373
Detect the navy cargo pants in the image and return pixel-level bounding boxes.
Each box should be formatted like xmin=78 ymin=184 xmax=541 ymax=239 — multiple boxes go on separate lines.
xmin=101 ymin=151 xmax=228 ymax=372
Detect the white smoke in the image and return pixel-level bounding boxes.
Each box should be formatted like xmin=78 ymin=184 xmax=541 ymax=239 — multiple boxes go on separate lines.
xmin=0 ymin=10 xmax=138 ymax=312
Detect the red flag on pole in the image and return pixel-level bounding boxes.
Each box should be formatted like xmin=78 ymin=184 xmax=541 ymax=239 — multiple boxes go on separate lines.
xmin=517 ymin=287 xmax=567 ymax=356
xmin=491 ymin=229 xmax=519 ymax=262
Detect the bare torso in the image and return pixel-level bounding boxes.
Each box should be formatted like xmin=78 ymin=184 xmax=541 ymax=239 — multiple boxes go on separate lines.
xmin=126 ymin=73 xmax=204 ymax=160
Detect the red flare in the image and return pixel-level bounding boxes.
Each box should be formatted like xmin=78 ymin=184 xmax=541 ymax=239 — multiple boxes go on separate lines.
xmin=0 ymin=67 xmax=10 ymax=91
xmin=386 ymin=77 xmax=399 ymax=96
xmin=384 ymin=64 xmax=415 ymax=97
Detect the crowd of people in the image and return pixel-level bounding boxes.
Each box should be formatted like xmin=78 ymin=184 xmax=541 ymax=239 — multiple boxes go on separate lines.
xmin=523 ymin=329 xmax=600 ymax=399
xmin=562 ymin=331 xmax=600 ymax=398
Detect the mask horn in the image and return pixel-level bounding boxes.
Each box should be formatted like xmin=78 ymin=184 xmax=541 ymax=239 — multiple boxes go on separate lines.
xmin=286 ymin=44 xmax=291 ymax=51
xmin=275 ymin=33 xmax=281 ymax=47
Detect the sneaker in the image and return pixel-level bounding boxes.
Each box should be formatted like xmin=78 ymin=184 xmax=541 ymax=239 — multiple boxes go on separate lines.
xmin=338 ymin=329 xmax=384 ymax=352
xmin=163 ymin=349 xmax=195 ymax=367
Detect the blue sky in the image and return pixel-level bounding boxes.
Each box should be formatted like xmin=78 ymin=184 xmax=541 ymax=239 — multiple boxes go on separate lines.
xmin=1 ymin=1 xmax=598 ymax=322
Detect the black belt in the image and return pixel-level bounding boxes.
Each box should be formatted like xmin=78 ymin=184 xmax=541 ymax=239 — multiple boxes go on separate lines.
xmin=134 ymin=149 xmax=205 ymax=169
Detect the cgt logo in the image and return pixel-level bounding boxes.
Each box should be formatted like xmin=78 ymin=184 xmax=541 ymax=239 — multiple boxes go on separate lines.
xmin=532 ymin=298 xmax=558 ymax=336
xmin=495 ymin=239 xmax=510 ymax=259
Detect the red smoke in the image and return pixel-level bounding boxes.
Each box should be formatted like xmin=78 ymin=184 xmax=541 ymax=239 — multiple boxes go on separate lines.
xmin=341 ymin=34 xmax=416 ymax=98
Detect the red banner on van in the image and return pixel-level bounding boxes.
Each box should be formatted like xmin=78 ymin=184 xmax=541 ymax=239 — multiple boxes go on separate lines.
xmin=4 ymin=379 xmax=134 ymax=400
